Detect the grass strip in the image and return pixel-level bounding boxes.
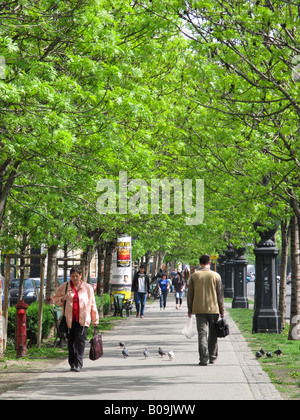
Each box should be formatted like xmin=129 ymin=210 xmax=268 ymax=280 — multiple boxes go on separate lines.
xmin=227 ymin=307 xmax=300 ymax=400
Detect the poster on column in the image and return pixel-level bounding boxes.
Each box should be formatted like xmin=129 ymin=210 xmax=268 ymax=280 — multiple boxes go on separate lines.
xmin=111 ymin=236 xmax=132 ymax=295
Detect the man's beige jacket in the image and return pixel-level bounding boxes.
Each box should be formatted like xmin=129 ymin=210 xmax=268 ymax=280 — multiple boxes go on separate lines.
xmin=187 ymin=267 xmax=224 ymax=315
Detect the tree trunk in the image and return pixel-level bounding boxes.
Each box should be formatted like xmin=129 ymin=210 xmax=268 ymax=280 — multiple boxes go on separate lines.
xmin=96 ymin=242 xmax=105 ymax=318
xmin=18 ymin=255 xmax=25 ymax=304
xmin=288 ymin=215 xmax=300 ymax=340
xmin=144 ymin=251 xmax=151 ymax=276
xmin=151 ymin=250 xmax=158 ymax=280
xmin=45 ymin=244 xmax=58 ymax=304
xmin=81 ymin=246 xmax=94 ymax=282
xmin=279 ymin=219 xmax=289 ymax=330
xmin=103 ymin=239 xmax=117 ymax=294
xmin=157 ymin=249 xmax=166 ymax=272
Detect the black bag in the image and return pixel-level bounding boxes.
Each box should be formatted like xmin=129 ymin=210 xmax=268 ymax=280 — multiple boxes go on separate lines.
xmin=215 ymin=317 xmax=229 ymax=338
xmin=57 ymin=314 xmax=68 ymax=335
xmin=57 ymin=282 xmax=68 ymax=335
xmin=89 ymin=332 xmax=103 ymax=361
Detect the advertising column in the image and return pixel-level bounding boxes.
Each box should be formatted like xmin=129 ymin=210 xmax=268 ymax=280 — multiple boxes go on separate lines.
xmin=111 ymin=236 xmax=132 ymax=299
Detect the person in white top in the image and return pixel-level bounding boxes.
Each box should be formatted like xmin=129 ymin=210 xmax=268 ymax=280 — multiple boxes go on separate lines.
xmin=131 ymin=264 xmax=150 ymax=318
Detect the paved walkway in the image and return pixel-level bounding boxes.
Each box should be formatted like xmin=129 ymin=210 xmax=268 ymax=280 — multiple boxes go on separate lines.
xmin=0 ymin=297 xmax=282 ymax=400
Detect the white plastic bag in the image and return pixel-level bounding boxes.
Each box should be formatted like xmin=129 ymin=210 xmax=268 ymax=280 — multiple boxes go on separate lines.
xmin=182 ymin=315 xmax=195 ymax=339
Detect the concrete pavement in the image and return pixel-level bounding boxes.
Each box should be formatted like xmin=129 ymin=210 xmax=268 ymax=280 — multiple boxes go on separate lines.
xmin=0 ymin=296 xmax=282 ymax=400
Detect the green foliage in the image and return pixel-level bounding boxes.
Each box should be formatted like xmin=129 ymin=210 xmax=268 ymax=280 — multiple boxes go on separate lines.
xmin=7 ymin=305 xmax=17 ymax=341
xmin=95 ymin=293 xmax=111 ymax=316
xmin=1 ymin=0 xmax=300 ymax=276
xmin=26 ymin=302 xmax=54 ymax=346
xmin=7 ymin=303 xmax=54 ymax=347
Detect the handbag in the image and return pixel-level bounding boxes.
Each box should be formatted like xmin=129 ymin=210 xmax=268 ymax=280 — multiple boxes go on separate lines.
xmin=57 ymin=282 xmax=68 ymax=335
xmin=57 ymin=314 xmax=68 ymax=335
xmin=215 ymin=317 xmax=230 ymax=338
xmin=89 ymin=331 xmax=103 ymax=361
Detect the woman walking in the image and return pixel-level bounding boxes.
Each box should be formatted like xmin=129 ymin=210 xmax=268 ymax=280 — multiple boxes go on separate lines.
xmin=158 ymin=273 xmax=170 ymax=310
xmin=54 ymin=266 xmax=99 ymax=372
xmin=174 ymin=272 xmax=185 ymax=309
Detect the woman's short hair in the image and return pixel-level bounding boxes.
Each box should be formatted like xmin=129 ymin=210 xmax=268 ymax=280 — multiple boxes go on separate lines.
xmin=70 ymin=266 xmax=83 ymax=275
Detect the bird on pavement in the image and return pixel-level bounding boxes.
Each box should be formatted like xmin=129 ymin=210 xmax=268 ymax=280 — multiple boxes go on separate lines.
xmin=259 ymin=348 xmax=265 ymax=355
xmin=266 ymin=352 xmax=272 ymax=358
xmin=122 ymin=347 xmax=129 ymax=358
xmin=143 ymin=348 xmax=150 ymax=359
xmin=158 ymin=347 xmax=166 ymax=357
xmin=168 ymin=350 xmax=175 ymax=360
xmin=119 ymin=341 xmax=125 ymax=348
xmin=256 ymin=351 xmax=263 ymax=359
xmin=274 ymin=348 xmax=282 ymax=356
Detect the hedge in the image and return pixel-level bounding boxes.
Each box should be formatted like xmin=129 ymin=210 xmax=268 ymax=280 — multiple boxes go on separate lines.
xmin=7 ymin=293 xmax=111 ymax=346
xmin=7 ymin=302 xmax=53 ymax=346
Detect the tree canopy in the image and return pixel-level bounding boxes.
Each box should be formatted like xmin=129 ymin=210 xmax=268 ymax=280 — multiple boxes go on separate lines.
xmin=0 ymin=0 xmax=300 ymax=266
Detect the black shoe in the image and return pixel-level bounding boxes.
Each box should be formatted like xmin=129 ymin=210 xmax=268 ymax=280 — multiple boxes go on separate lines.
xmin=198 ymin=362 xmax=208 ymax=366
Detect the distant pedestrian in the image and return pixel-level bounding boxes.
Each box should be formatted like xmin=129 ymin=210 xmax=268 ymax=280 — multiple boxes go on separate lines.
xmin=187 ymin=254 xmax=224 ymax=366
xmin=158 ymin=273 xmax=170 ymax=310
xmin=132 ymin=264 xmax=150 ymax=318
xmin=183 ymin=267 xmax=190 ymax=289
xmin=170 ymin=271 xmax=176 ymax=292
xmin=174 ymin=272 xmax=185 ymax=309
xmin=53 ymin=266 xmax=99 ymax=372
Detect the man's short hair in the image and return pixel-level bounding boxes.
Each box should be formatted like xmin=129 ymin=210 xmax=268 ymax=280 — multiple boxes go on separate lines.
xmin=199 ymin=254 xmax=211 ymax=265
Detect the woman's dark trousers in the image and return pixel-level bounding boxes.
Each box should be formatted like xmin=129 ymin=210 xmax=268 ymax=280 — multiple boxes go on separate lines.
xmin=67 ymin=319 xmax=87 ymax=369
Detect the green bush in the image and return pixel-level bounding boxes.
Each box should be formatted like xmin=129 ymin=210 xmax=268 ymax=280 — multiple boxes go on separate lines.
xmin=7 ymin=302 xmax=54 ymax=347
xmin=95 ymin=293 xmax=110 ymax=316
xmin=26 ymin=302 xmax=53 ymax=346
xmin=7 ymin=293 xmax=110 ymax=347
xmin=7 ymin=305 xmax=17 ymax=341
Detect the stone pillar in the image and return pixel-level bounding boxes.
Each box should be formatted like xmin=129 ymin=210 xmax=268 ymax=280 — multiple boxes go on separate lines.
xmin=224 ymin=245 xmax=235 ymax=298
xmin=217 ymin=253 xmax=226 ymax=289
xmin=252 ymin=226 xmax=281 ymax=334
xmin=232 ymin=248 xmax=249 ymax=308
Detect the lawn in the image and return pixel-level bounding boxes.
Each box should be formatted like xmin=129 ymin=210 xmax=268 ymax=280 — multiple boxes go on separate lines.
xmin=227 ymin=307 xmax=300 ymax=400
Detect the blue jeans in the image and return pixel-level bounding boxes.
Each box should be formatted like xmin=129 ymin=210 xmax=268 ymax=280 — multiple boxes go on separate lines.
xmin=160 ymin=290 xmax=168 ymax=308
xmin=134 ymin=292 xmax=147 ymax=316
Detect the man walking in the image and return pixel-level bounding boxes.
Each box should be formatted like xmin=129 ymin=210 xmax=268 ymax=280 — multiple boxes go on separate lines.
xmin=187 ymin=254 xmax=224 ymax=366
xmin=132 ymin=264 xmax=150 ymax=318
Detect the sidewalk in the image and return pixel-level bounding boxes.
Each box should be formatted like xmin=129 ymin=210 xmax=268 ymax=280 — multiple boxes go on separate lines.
xmin=0 ymin=296 xmax=282 ymax=400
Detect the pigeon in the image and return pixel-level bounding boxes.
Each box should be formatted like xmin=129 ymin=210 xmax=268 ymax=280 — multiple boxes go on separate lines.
xmin=119 ymin=341 xmax=125 ymax=348
xmin=256 ymin=351 xmax=263 ymax=359
xmin=143 ymin=348 xmax=150 ymax=359
xmin=274 ymin=348 xmax=282 ymax=356
xmin=158 ymin=347 xmax=166 ymax=357
xmin=259 ymin=348 xmax=265 ymax=355
xmin=168 ymin=350 xmax=175 ymax=360
xmin=122 ymin=347 xmax=129 ymax=358
xmin=266 ymin=352 xmax=272 ymax=358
